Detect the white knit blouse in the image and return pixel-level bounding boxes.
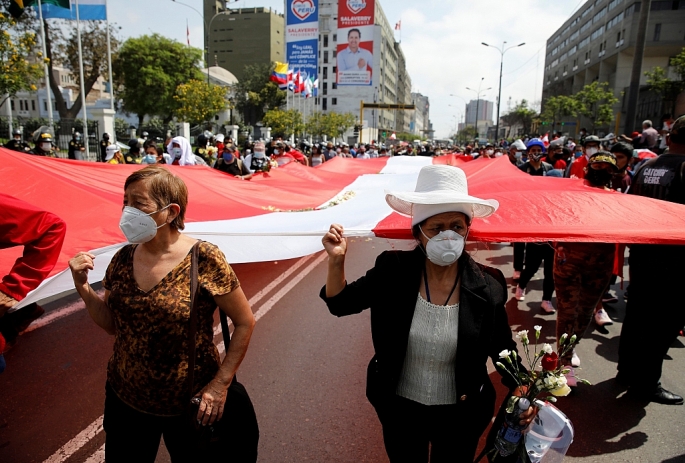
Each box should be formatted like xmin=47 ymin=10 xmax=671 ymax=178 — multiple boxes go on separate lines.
xmin=396 ymin=293 xmax=459 ymax=406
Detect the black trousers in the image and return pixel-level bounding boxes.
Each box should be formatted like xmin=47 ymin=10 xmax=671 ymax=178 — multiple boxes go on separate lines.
xmin=618 ymin=245 xmax=685 ymax=392
xmin=513 ymin=243 xmax=525 ymax=272
xmin=375 ymin=395 xmax=481 ymax=463
xmin=518 ymin=243 xmax=555 ymax=300
xmin=103 ymin=383 xmax=257 ymax=463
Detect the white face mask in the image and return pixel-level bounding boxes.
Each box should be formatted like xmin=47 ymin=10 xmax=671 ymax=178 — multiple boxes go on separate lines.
xmin=172 ymin=147 xmax=182 ymax=158
xmin=119 ymin=205 xmax=171 ymax=244
xmin=254 ymin=151 xmax=266 ymax=158
xmin=273 ymin=149 xmax=280 ymax=155
xmin=40 ymin=142 xmax=52 ymax=151
xmin=585 ymin=147 xmax=598 ymax=157
xmin=486 ymin=149 xmax=494 ymax=156
xmin=420 ymin=227 xmax=465 ymax=266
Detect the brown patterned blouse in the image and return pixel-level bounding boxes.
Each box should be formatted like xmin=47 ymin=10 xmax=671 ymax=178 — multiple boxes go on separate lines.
xmin=102 ymin=241 xmax=240 ymax=416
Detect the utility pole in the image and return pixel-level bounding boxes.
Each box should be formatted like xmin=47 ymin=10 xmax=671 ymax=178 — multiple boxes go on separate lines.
xmin=624 ymin=0 xmax=651 ymax=134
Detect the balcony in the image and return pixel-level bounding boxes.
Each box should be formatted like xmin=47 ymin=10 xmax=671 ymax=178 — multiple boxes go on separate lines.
xmin=598 ymin=50 xmax=606 ymax=57
xmin=584 ymin=58 xmax=591 ymax=64
xmin=615 ymin=39 xmax=624 ymax=48
xmin=573 ymin=65 xmax=578 ymax=71
xmin=563 ymin=71 xmax=568 ymax=76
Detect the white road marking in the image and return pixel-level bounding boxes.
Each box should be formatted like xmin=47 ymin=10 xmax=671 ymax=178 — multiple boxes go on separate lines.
xmin=216 ymin=252 xmax=327 ymax=354
xmin=43 ymin=252 xmax=327 ymax=463
xmin=43 ymin=415 xmax=103 ymax=463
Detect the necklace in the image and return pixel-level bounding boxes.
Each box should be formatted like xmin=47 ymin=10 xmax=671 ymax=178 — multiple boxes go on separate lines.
xmin=423 ymin=262 xmax=460 ymax=306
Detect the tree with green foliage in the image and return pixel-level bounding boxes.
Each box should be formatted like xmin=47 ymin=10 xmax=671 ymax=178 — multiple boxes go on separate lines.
xmin=458 ymin=126 xmax=477 ymax=145
xmin=541 ymin=95 xmax=579 ymax=134
xmin=113 ymin=34 xmax=203 ymax=126
xmin=501 ymin=99 xmax=538 ymax=136
xmin=328 ymin=112 xmax=357 ymax=139
xmin=574 ymin=81 xmax=618 ymax=133
xmin=174 ymin=79 xmax=228 ymax=125
xmin=262 ymin=108 xmax=303 ymax=138
xmin=234 ymin=63 xmax=286 ymax=126
xmin=644 ymin=47 xmax=685 ymax=115
xmin=0 ymin=6 xmax=44 ymax=99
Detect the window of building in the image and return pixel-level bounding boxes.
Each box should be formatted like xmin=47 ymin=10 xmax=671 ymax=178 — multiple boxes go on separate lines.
xmin=323 ymin=98 xmax=328 ymax=111
xmin=654 ymin=23 xmax=661 ymax=41
xmin=607 ymin=11 xmax=624 ymax=29
xmin=651 ymin=1 xmax=672 ymax=10
xmin=323 ymin=67 xmax=328 ymax=78
xmin=19 ymin=100 xmax=23 ymax=110
xmin=580 ymin=21 xmax=592 ymax=34
xmin=333 ymin=50 xmax=337 ymax=58
xmin=332 ymin=34 xmax=337 ymax=42
xmin=332 ymin=98 xmax=337 ymax=105
xmin=569 ymin=45 xmax=577 ymax=54
xmin=591 ymin=25 xmax=605 ymax=40
xmin=570 ymin=30 xmax=580 ymax=41
xmin=332 ymin=83 xmax=337 ymax=89
xmin=608 ymin=0 xmax=623 ymax=10
xmin=579 ymin=36 xmax=591 ymax=48
xmin=323 ymin=34 xmax=329 ymax=47
xmin=593 ymin=6 xmax=607 ymax=22
xmin=573 ymin=57 xmax=579 ymax=67
xmin=324 ymin=50 xmax=329 ymax=63
xmin=625 ymin=2 xmax=640 ymax=17
xmin=581 ymin=5 xmax=594 ymax=17
xmin=44 ymin=101 xmax=47 ymax=111
xmin=31 ymin=100 xmax=35 ymax=111
xmin=333 ymin=66 xmax=337 ymax=74
xmin=560 ymin=51 xmax=568 ymax=62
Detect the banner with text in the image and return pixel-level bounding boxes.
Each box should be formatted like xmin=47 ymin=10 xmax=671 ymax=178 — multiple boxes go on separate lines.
xmin=286 ymin=0 xmax=319 ymax=91
xmin=337 ymin=0 xmax=374 ymax=86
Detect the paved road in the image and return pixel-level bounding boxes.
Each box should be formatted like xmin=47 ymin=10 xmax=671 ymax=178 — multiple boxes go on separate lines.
xmin=1 ymin=239 xmax=684 ymax=462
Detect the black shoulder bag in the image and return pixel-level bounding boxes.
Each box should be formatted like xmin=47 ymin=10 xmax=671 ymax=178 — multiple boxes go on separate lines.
xmin=186 ymin=242 xmax=259 ymax=459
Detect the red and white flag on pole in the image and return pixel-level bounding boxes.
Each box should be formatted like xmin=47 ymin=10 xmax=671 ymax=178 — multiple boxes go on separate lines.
xmin=395 ymin=20 xmax=401 ymax=30
xmin=186 ymin=19 xmax=190 ymax=46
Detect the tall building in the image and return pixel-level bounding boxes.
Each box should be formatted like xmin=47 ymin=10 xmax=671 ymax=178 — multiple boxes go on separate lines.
xmin=316 ymin=0 xmax=413 ymax=142
xmin=203 ymin=3 xmax=285 ymax=81
xmin=411 ymin=92 xmax=430 ymax=137
xmin=542 ymin=0 xmax=685 ymax=135
xmin=465 ymin=99 xmax=494 ymax=126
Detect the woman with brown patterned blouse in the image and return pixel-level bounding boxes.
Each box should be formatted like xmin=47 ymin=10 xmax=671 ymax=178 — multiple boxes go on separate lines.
xmin=68 ymin=165 xmax=256 ymax=462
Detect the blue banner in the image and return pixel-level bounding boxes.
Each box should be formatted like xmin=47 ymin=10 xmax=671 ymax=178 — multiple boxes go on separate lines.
xmin=285 ymin=0 xmax=319 ymax=90
xmin=40 ymin=0 xmax=107 ymax=21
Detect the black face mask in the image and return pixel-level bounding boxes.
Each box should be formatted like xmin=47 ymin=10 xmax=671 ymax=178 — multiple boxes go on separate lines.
xmin=586 ymin=168 xmax=613 ymax=187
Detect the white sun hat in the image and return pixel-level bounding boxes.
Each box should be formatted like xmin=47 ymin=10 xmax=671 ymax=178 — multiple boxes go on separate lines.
xmin=385 ymin=165 xmax=499 ymax=226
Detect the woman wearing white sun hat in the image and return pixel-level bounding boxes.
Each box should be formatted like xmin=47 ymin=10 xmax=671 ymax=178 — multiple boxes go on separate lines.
xmin=320 ymin=165 xmax=533 ymax=462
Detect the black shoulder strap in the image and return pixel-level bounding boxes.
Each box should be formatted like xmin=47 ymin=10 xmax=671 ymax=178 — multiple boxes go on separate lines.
xmin=187 ymin=241 xmax=201 ymax=399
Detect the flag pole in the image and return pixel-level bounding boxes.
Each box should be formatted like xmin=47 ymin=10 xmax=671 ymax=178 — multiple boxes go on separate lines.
xmin=105 ymin=0 xmax=115 ymax=139
xmin=75 ymin=0 xmax=90 ymax=159
xmin=37 ymin=0 xmax=54 ymax=130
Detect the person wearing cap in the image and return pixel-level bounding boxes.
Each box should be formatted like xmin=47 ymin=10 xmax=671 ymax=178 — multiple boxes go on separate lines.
xmin=617 ymin=115 xmax=685 ymax=405
xmin=105 ymin=145 xmax=124 ymax=164
xmin=320 ymin=165 xmax=533 ymax=461
xmin=68 ymin=132 xmax=85 ymax=160
xmin=514 ymin=139 xmax=556 ymax=312
xmin=243 ymin=142 xmax=271 ymax=173
xmin=100 ymin=133 xmax=112 ymax=163
xmin=567 ymin=135 xmax=601 ymax=179
xmin=553 ymin=151 xmax=620 ymax=383
xmin=508 ymin=140 xmax=526 ymax=167
xmin=30 ymin=131 xmax=57 ymax=157
xmin=4 ymin=129 xmax=31 ymax=153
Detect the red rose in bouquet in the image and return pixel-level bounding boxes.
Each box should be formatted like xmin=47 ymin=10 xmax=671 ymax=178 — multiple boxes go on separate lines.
xmin=541 ymin=352 xmax=559 ymax=371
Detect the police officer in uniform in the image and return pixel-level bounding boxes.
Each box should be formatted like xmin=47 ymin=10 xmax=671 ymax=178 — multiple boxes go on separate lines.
xmin=30 ymin=132 xmax=57 ymax=157
xmin=67 ymin=132 xmax=85 ymax=160
xmin=4 ymin=129 xmax=31 ymax=153
xmin=617 ymin=115 xmax=685 ymax=405
xmin=99 ymin=133 xmax=111 ymax=162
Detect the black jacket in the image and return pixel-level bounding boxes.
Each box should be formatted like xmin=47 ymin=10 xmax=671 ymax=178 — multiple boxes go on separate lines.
xmin=320 ymin=248 xmax=521 ymax=428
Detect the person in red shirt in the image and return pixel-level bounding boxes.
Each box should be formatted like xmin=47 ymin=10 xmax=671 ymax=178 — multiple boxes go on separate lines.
xmin=0 ymin=193 xmax=67 ymax=354
xmin=284 ymin=144 xmax=309 ymax=166
xmin=567 ymin=135 xmax=600 ymax=179
xmin=271 ymin=142 xmax=297 ymax=167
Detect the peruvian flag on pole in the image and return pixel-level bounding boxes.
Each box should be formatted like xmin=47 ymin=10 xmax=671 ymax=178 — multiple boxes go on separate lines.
xmin=187 ymin=19 xmax=190 ymax=46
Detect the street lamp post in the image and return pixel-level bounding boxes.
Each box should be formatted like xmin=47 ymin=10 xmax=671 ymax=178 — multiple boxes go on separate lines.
xmin=466 ymin=78 xmax=491 ymax=142
xmin=482 ymin=41 xmax=525 ymax=144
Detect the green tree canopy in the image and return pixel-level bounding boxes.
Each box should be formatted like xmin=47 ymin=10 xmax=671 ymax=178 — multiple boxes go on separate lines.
xmin=0 ymin=7 xmax=44 ymax=99
xmin=174 ymin=79 xmax=228 ymax=125
xmin=262 ymin=108 xmax=303 ymax=138
xmin=645 ymin=47 xmax=685 ymax=115
xmin=234 ymin=63 xmax=286 ymax=126
xmin=113 ymin=34 xmax=203 ymax=125
xmin=574 ymin=81 xmax=618 ymax=132
xmin=541 ymin=95 xmax=579 ymax=134
xmin=501 ymin=99 xmax=538 ymax=136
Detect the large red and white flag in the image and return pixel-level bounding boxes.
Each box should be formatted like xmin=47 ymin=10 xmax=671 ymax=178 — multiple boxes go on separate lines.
xmin=3 ymin=149 xmax=685 ymax=307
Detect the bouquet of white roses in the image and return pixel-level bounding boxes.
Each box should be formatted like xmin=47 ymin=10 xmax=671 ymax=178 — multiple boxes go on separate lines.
xmin=488 ymin=326 xmax=588 ymax=461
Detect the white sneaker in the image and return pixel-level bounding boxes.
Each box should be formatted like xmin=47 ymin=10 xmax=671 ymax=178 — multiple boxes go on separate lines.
xmin=571 ymin=349 xmax=580 ymax=368
xmin=594 ymin=308 xmax=613 ymax=326
xmin=513 ymin=270 xmax=521 ymax=280
xmin=541 ymin=300 xmax=556 ymax=313
xmin=565 ymin=366 xmax=578 ymax=388
xmin=515 ymin=285 xmax=525 ymax=301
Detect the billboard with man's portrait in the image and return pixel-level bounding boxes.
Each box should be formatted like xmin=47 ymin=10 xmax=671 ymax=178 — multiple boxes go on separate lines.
xmin=336 ymin=0 xmax=375 ymax=86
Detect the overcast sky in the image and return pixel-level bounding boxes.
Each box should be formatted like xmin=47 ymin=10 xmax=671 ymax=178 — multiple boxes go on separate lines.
xmin=108 ymin=0 xmax=587 ymax=138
